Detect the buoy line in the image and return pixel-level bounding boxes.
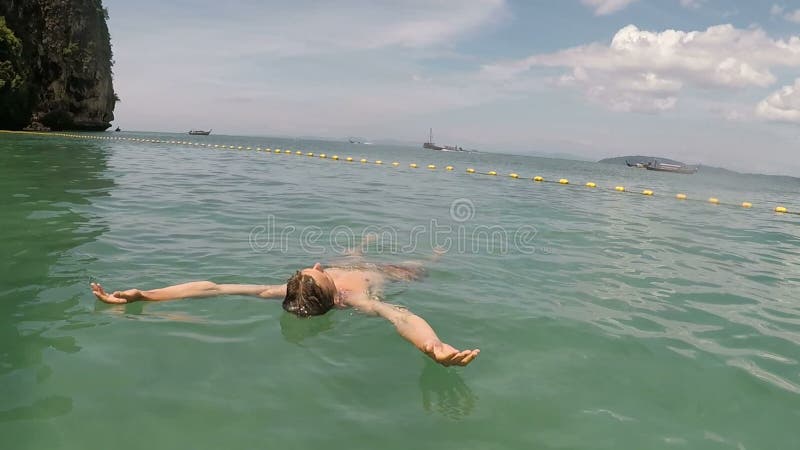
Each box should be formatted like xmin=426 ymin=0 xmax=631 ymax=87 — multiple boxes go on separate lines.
xmin=3 ymin=130 xmax=797 ymax=217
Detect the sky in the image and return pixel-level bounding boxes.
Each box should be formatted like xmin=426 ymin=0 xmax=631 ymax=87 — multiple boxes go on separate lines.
xmin=105 ymin=0 xmax=800 ymax=175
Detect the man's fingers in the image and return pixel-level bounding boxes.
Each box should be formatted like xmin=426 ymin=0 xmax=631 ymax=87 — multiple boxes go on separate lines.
xmin=424 ymin=342 xmax=480 ymax=367
xmin=448 ymin=350 xmax=472 ymax=365
xmin=91 ymin=282 xmax=107 ymax=296
xmin=457 ymin=350 xmax=480 ymax=366
xmin=90 ymin=283 xmax=104 ymax=299
xmin=90 ymin=282 xmax=125 ymax=304
xmin=447 ymin=349 xmax=480 ymax=366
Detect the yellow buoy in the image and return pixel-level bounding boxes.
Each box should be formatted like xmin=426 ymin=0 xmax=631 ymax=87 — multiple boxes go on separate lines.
xmin=708 ymin=197 xmax=719 ymax=204
xmin=642 ymin=190 xmax=654 ymax=196
xmin=509 ymin=173 xmax=519 ymax=179
xmin=615 ymin=186 xmax=625 ymax=192
xmin=676 ymin=193 xmax=687 ymax=200
xmin=445 ymin=166 xmax=454 ymax=171
xmin=331 ymin=155 xmax=339 ymax=160
xmin=320 ymin=153 xmax=327 ymax=158
xmin=375 ymin=160 xmax=383 ymax=165
xmin=741 ymin=202 xmax=752 ymax=208
xmin=410 ymin=163 xmax=418 ymax=168
xmin=392 ymin=162 xmax=400 ymax=167
xmin=214 ymin=144 xmax=219 ymax=148
xmin=486 ymin=171 xmax=496 ymax=176
xmin=533 ymin=176 xmax=544 ymax=182
xmin=307 ymin=152 xmax=314 ymax=157
xmin=296 ymin=151 xmax=302 ymax=155
xmin=559 ymin=178 xmax=569 ymax=184
xmin=247 ymin=147 xmax=252 ymax=150
xmin=361 ymin=159 xmax=368 ymax=163
xmin=275 ymin=149 xmax=281 ymax=153
xmin=427 ymin=164 xmax=436 ymax=169
xmin=775 ymin=206 xmax=788 ymax=213
xmin=466 ymin=168 xmax=476 ymax=174
xmin=346 ymin=157 xmax=353 ymax=162
xmin=585 ymin=182 xmax=596 ymax=188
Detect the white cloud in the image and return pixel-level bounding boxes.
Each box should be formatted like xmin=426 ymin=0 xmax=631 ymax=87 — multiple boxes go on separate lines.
xmin=680 ymin=0 xmax=705 ymax=9
xmin=769 ymin=4 xmax=800 ymax=23
xmin=581 ymin=0 xmax=704 ymax=15
xmin=756 ymin=78 xmax=800 ymax=123
xmin=557 ymin=67 xmax=679 ymax=112
xmin=582 ymin=0 xmax=638 ymax=15
xmin=365 ymin=0 xmax=507 ymax=49
xmin=112 ymin=0 xmax=507 ymax=59
xmin=723 ymin=109 xmax=747 ymax=121
xmin=707 ymin=104 xmax=750 ymax=122
xmin=784 ymin=9 xmax=800 ymax=23
xmin=481 ymin=24 xmax=800 ymax=113
xmin=108 ymin=0 xmax=510 ymax=134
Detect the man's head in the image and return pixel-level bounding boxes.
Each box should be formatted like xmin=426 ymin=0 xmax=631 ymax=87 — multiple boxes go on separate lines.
xmin=282 ymin=263 xmax=337 ymax=317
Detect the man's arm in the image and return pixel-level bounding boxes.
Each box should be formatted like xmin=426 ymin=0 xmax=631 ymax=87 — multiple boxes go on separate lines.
xmin=90 ymin=281 xmax=286 ymax=304
xmin=345 ymin=295 xmax=479 ymax=367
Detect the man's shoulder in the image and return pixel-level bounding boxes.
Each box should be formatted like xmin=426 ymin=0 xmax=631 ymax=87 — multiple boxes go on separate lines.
xmin=341 ymin=291 xmax=373 ymax=306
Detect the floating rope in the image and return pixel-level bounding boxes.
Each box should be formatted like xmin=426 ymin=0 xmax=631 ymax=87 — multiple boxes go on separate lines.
xmin=3 ymin=130 xmax=797 ymax=216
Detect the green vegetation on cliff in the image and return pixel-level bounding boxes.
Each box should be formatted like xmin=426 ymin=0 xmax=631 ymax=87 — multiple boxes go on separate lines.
xmin=0 ymin=0 xmax=116 ymax=131
xmin=0 ymin=16 xmax=34 ymax=129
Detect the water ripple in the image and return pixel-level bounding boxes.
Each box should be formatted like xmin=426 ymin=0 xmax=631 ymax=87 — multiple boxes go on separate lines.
xmin=3 ymin=133 xmax=800 ymax=447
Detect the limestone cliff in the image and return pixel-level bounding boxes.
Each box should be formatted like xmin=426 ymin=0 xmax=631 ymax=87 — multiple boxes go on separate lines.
xmin=0 ymin=0 xmax=116 ymax=131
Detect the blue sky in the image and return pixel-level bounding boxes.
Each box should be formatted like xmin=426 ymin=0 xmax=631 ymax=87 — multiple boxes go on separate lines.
xmin=106 ymin=0 xmax=800 ymax=174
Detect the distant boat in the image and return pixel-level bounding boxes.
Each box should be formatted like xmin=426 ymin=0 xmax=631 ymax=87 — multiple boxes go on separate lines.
xmin=348 ymin=137 xmax=372 ymax=145
xmin=189 ymin=129 xmax=211 ymax=135
xmin=114 ymin=127 xmax=121 ymax=132
xmin=423 ymin=128 xmax=463 ymax=151
xmin=625 ymin=160 xmax=647 ymax=168
xmin=645 ymin=160 xmax=697 ymax=174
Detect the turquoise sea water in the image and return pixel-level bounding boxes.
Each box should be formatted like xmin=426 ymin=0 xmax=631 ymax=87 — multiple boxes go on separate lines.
xmin=1 ymin=131 xmax=799 ymax=449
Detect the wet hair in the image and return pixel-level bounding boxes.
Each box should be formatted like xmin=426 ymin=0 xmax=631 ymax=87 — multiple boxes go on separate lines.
xmin=282 ymin=271 xmax=335 ymax=317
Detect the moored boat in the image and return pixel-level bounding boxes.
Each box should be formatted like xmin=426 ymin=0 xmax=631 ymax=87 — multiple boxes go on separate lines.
xmin=189 ymin=129 xmax=211 ymax=135
xmin=625 ymin=160 xmax=647 ymax=168
xmin=645 ymin=160 xmax=697 ymax=174
xmin=423 ymin=128 xmax=462 ymax=151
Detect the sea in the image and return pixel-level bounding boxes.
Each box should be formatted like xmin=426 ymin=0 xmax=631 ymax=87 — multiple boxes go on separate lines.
xmin=1 ymin=131 xmax=799 ymax=449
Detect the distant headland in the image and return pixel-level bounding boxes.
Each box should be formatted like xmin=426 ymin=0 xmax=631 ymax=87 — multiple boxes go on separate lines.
xmin=0 ymin=0 xmax=116 ymax=131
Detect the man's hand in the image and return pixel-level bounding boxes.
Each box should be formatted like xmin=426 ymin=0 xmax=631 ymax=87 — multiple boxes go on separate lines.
xmin=91 ymin=282 xmax=143 ymax=304
xmin=422 ymin=340 xmax=480 ymax=367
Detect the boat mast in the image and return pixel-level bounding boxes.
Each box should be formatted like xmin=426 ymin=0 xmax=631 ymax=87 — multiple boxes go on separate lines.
xmin=429 ymin=128 xmax=433 ymax=143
